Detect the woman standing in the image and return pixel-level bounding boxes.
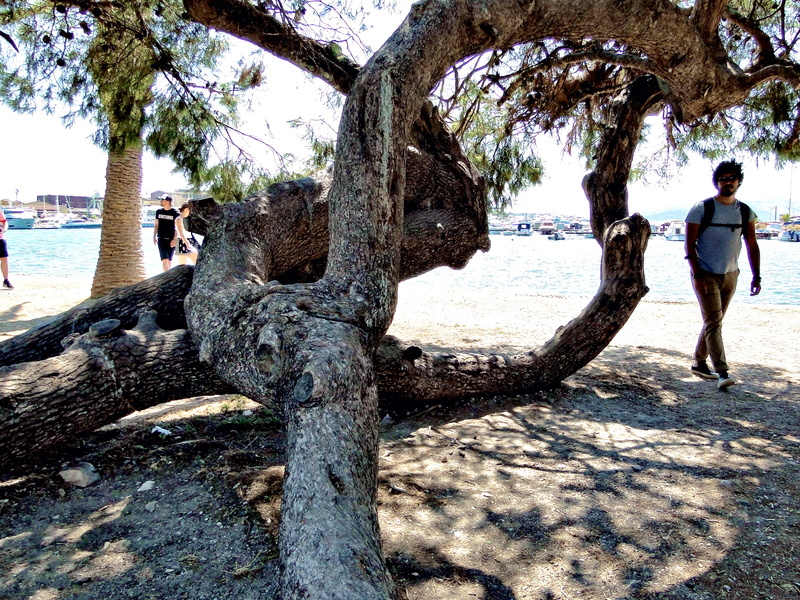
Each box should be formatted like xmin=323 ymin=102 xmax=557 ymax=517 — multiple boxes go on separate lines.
xmin=0 ymin=207 xmax=12 ymax=289
xmin=175 ymin=203 xmax=200 ymax=266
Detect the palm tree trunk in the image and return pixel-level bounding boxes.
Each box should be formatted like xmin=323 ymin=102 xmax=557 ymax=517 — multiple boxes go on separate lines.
xmin=90 ymin=141 xmax=147 ymax=298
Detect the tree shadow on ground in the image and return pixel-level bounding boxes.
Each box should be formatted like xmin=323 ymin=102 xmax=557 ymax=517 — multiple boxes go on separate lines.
xmin=0 ymin=302 xmax=49 ymax=337
xmin=0 ymin=343 xmax=798 ymax=600
xmin=377 ymin=343 xmax=799 ymax=599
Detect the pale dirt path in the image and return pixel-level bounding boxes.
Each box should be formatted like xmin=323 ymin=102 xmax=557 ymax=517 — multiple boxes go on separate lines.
xmin=4 ymin=273 xmax=796 ymax=373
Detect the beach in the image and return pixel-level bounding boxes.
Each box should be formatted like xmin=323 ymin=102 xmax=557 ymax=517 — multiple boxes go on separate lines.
xmin=2 ymin=273 xmax=798 ymax=375
xmin=2 ymin=273 xmax=800 ymax=600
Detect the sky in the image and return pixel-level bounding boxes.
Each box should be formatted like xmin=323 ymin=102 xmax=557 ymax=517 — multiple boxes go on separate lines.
xmin=1 ymin=5 xmax=797 ymax=221
xmin=515 ymin=141 xmax=797 ymax=220
xmin=4 ymin=98 xmax=794 ymax=221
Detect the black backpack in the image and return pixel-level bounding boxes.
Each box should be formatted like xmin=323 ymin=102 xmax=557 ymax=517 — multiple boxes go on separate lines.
xmin=698 ymin=198 xmax=751 ymax=237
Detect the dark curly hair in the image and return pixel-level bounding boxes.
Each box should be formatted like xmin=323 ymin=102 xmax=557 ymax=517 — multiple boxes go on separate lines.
xmin=712 ymin=160 xmax=744 ymax=185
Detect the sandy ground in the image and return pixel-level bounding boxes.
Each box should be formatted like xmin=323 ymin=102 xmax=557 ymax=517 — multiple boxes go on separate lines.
xmin=2 ymin=274 xmax=797 ymax=373
xmin=2 ymin=274 xmax=800 ymax=600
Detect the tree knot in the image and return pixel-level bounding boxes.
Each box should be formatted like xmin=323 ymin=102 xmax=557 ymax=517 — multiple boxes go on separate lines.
xmin=293 ymin=371 xmax=324 ymax=407
xmin=87 ymin=319 xmax=124 ymax=339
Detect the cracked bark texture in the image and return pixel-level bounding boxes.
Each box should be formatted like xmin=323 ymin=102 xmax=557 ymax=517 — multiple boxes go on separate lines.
xmin=4 ymin=0 xmax=800 ymax=598
xmin=182 ymin=2 xmax=668 ymax=598
xmin=0 ymin=313 xmax=232 ymax=467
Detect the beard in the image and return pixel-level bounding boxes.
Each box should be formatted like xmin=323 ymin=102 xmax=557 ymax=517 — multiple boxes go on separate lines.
xmin=718 ymin=187 xmax=735 ymax=197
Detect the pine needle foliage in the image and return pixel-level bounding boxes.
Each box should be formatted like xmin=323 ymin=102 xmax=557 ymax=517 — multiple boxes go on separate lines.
xmin=0 ymin=0 xmax=270 ymax=198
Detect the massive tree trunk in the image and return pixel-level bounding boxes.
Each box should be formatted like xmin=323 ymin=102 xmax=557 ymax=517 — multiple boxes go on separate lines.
xmin=180 ymin=3 xmax=657 ymax=598
xmin=6 ymin=0 xmax=800 ymax=598
xmin=0 ymin=313 xmax=233 ymax=467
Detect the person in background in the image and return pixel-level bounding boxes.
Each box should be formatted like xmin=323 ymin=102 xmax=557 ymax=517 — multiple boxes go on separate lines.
xmin=684 ymin=160 xmax=761 ymax=390
xmin=175 ymin=203 xmax=200 ymax=266
xmin=153 ymin=195 xmax=180 ymax=272
xmin=0 ymin=207 xmax=12 ymax=289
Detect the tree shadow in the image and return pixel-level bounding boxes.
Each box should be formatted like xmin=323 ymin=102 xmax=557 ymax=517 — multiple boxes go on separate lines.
xmin=0 ymin=302 xmax=54 ymax=336
xmin=387 ymin=548 xmax=519 ymax=599
xmin=1 ymin=342 xmax=797 ymax=600
xmin=377 ymin=342 xmax=799 ymax=599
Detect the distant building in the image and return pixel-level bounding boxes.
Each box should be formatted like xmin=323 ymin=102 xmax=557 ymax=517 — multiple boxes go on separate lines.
xmin=149 ymin=190 xmax=187 ymax=205
xmin=148 ymin=189 xmax=208 ymax=207
xmin=35 ymin=194 xmax=103 ymax=215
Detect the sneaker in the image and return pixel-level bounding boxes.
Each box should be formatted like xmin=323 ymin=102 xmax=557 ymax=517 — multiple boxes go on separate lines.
xmin=691 ymin=362 xmax=717 ymax=380
xmin=717 ymin=374 xmax=736 ymax=390
xmin=2 ymin=279 xmax=12 ymax=289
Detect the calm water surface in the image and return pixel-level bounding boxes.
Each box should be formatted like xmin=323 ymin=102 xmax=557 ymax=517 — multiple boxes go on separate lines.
xmin=5 ymin=228 xmax=800 ymax=305
xmin=408 ymin=234 xmax=800 ymax=306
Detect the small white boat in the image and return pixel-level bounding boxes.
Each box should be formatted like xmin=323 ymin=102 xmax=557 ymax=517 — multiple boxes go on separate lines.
xmin=664 ymin=220 xmax=686 ymax=241
xmin=547 ymin=231 xmax=566 ymax=240
xmin=515 ymin=223 xmax=533 ymax=236
xmin=539 ymin=220 xmax=556 ymax=235
xmin=777 ymin=230 xmax=800 ymax=242
xmin=33 ymin=216 xmax=63 ymax=229
xmin=34 ymin=211 xmax=72 ymax=229
xmin=62 ymin=218 xmax=102 ymax=229
xmin=3 ymin=207 xmax=37 ymax=229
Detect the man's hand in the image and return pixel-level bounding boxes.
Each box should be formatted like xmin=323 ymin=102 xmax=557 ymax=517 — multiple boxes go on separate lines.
xmin=750 ymin=277 xmax=761 ymax=296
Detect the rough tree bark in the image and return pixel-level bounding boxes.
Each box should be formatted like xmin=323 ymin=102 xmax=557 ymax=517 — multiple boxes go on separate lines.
xmin=0 ymin=313 xmax=233 ymax=467
xmin=181 ymin=2 xmax=667 ymax=597
xmin=0 ymin=267 xmax=193 ymax=368
xmin=90 ymin=141 xmax=148 ymax=298
xmin=5 ymin=0 xmax=800 ymax=598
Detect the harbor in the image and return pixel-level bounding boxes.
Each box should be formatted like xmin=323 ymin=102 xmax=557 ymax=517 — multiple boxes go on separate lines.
xmin=3 ymin=224 xmax=799 ymax=306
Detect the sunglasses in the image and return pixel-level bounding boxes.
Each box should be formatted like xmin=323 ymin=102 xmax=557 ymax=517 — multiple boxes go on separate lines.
xmin=717 ymin=175 xmax=739 ymax=182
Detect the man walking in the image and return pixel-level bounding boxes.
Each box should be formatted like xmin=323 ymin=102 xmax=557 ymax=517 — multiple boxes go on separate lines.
xmin=0 ymin=207 xmax=12 ymax=289
xmin=684 ymin=160 xmax=761 ymax=390
xmin=153 ymin=195 xmax=180 ymax=272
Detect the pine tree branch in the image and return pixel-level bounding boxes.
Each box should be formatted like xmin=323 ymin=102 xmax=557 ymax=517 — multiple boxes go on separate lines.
xmin=183 ymin=0 xmax=360 ymax=95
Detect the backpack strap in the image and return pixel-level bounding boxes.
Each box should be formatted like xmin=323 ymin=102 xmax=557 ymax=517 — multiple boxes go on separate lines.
xmin=698 ymin=199 xmax=750 ymax=237
xmin=698 ymin=198 xmax=715 ymax=237
xmin=738 ymin=201 xmax=751 ymax=234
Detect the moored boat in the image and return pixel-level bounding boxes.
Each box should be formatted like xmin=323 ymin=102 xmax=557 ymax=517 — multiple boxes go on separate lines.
xmin=62 ymin=218 xmax=102 ymax=229
xmin=664 ymin=220 xmax=686 ymax=241
xmin=33 ymin=216 xmax=63 ymax=229
xmin=539 ymin=220 xmax=556 ymax=235
xmin=515 ymin=222 xmax=533 ymax=236
xmin=3 ymin=207 xmax=37 ymax=229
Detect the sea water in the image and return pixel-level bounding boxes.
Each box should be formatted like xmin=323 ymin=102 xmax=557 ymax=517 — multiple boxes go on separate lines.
xmin=4 ymin=228 xmax=799 ymax=306
xmin=406 ymin=234 xmax=800 ymax=306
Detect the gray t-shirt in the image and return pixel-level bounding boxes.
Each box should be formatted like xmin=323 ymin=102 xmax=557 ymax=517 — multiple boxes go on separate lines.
xmin=685 ymin=198 xmax=757 ymax=275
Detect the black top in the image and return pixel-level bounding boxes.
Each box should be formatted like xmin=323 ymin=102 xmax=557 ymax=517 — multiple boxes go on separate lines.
xmin=155 ymin=208 xmax=180 ymax=240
